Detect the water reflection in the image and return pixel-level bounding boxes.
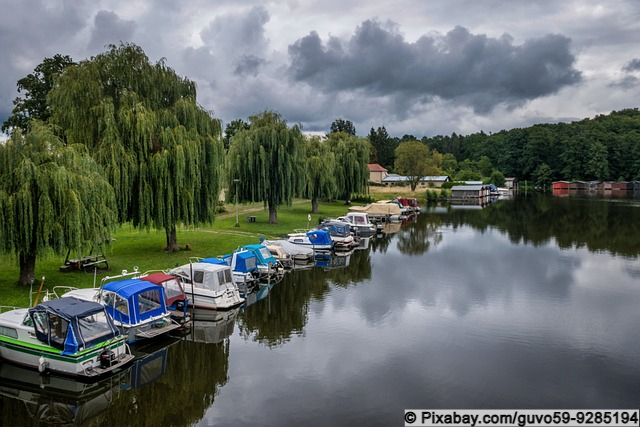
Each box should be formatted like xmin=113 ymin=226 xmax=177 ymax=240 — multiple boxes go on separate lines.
xmin=5 ymin=194 xmax=640 ymax=426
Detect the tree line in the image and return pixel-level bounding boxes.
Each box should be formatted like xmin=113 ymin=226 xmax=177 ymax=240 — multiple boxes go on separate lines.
xmin=369 ymin=109 xmax=640 ymax=188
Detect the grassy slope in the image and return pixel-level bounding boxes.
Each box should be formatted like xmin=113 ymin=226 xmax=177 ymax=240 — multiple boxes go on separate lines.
xmin=0 ymin=200 xmax=354 ymax=307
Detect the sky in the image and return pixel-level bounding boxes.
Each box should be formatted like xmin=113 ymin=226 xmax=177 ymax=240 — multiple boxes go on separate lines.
xmin=1 ymin=0 xmax=639 ymax=138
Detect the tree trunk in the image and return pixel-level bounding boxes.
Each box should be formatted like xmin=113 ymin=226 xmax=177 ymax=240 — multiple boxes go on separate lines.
xmin=311 ymin=198 xmax=319 ymax=214
xmin=18 ymin=251 xmax=36 ymax=286
xmin=268 ymin=205 xmax=277 ymax=224
xmin=165 ymin=226 xmax=180 ymax=252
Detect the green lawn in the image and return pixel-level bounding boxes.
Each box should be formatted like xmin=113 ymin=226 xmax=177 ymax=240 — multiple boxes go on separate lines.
xmin=0 ymin=199 xmax=353 ymax=307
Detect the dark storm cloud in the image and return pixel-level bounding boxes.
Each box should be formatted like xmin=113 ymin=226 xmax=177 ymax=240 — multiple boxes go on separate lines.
xmin=234 ymin=55 xmax=266 ymax=77
xmin=87 ymin=10 xmax=136 ymax=53
xmin=623 ymin=58 xmax=640 ymax=72
xmin=288 ymin=20 xmax=582 ymax=114
xmin=0 ymin=0 xmax=89 ymax=127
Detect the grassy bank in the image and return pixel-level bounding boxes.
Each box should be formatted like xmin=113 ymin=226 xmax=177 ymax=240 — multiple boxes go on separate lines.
xmin=0 ymin=199 xmax=352 ymax=307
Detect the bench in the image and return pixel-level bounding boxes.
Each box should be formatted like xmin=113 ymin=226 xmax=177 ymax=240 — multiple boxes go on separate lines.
xmin=60 ymin=254 xmax=109 ymax=272
xmin=246 ymin=215 xmax=256 ymax=222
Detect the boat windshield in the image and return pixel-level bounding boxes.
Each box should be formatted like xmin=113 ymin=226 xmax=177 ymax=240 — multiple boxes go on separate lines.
xmin=163 ymin=278 xmax=184 ymax=300
xmin=259 ymin=247 xmax=272 ymax=261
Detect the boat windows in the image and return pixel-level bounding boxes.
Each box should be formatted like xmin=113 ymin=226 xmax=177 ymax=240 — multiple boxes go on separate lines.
xmin=193 ymin=270 xmax=205 ymax=284
xmin=138 ymin=290 xmax=161 ymax=313
xmin=245 ymin=257 xmax=257 ymax=270
xmin=0 ymin=326 xmax=17 ymax=339
xmin=48 ymin=314 xmax=69 ymax=348
xmin=77 ymin=311 xmax=114 ymax=342
xmin=217 ymin=269 xmax=233 ymax=285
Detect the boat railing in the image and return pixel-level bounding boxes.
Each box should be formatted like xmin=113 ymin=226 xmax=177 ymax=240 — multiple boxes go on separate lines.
xmin=100 ymin=267 xmax=141 ymax=287
xmin=51 ymin=286 xmax=80 ymax=299
xmin=0 ymin=305 xmax=22 ymax=313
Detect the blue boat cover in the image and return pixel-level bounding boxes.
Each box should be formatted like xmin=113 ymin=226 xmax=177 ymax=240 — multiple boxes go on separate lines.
xmin=306 ymin=229 xmax=333 ymax=246
xmin=29 ymin=297 xmax=119 ymax=354
xmin=101 ymin=278 xmax=168 ymax=325
xmin=231 ymin=250 xmax=258 ymax=273
xmin=242 ymin=244 xmax=278 ymax=265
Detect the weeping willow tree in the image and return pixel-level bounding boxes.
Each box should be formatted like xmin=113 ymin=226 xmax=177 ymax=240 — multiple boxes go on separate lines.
xmin=303 ymin=135 xmax=337 ymax=213
xmin=326 ymin=132 xmax=370 ymax=203
xmin=226 ymin=111 xmax=304 ymax=224
xmin=0 ymin=121 xmax=117 ymax=285
xmin=48 ymin=43 xmax=223 ymax=251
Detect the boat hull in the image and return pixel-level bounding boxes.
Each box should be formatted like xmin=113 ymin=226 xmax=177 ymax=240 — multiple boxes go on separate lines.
xmin=0 ymin=336 xmax=132 ymax=380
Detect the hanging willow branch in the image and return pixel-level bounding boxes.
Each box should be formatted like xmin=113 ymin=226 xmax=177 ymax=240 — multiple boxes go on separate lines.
xmin=48 ymin=43 xmax=223 ymax=249
xmin=226 ymin=110 xmax=304 ymax=223
xmin=0 ymin=121 xmax=117 ymax=284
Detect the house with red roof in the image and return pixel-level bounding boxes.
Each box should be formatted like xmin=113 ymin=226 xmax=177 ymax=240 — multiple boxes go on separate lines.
xmin=368 ymin=164 xmax=388 ymax=184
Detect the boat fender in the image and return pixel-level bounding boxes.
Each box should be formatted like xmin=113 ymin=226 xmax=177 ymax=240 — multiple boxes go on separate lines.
xmin=38 ymin=356 xmax=49 ymax=373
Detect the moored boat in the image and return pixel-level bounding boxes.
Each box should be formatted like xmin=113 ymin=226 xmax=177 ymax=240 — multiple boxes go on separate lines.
xmin=61 ymin=276 xmax=182 ymax=343
xmin=315 ymin=219 xmax=358 ymax=250
xmin=169 ymin=262 xmax=245 ymax=310
xmin=287 ymin=229 xmax=334 ymax=253
xmin=337 ymin=212 xmax=377 ymax=236
xmin=138 ymin=272 xmax=191 ymax=324
xmin=240 ymin=244 xmax=285 ymax=281
xmin=0 ymin=297 xmax=134 ymax=379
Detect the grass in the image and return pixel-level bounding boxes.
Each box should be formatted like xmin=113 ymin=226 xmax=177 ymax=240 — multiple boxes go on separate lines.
xmin=0 ymin=199 xmax=353 ymax=307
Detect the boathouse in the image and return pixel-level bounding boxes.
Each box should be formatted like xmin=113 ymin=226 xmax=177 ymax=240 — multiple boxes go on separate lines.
xmin=450 ymin=185 xmax=490 ymax=199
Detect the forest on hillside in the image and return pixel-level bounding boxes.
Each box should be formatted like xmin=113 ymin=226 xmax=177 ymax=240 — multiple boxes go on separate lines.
xmin=371 ymin=108 xmax=640 ymax=186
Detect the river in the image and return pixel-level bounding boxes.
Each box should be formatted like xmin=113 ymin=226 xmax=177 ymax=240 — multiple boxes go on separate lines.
xmin=2 ymin=193 xmax=640 ymax=426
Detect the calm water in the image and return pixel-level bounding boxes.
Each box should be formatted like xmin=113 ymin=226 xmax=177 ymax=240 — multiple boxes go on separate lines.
xmin=2 ymin=194 xmax=640 ymax=426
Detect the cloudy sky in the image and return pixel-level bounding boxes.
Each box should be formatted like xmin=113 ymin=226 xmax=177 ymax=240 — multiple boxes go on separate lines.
xmin=1 ymin=0 xmax=639 ymax=138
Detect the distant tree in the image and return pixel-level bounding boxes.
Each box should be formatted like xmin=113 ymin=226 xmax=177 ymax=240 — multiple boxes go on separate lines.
xmin=329 ymin=118 xmax=356 ymax=136
xmin=441 ymin=153 xmax=458 ymax=177
xmin=303 ymin=136 xmax=337 ymax=213
xmin=532 ymin=163 xmax=552 ymax=189
xmin=368 ymin=126 xmax=397 ymax=169
xmin=326 ymin=132 xmax=370 ymax=204
xmin=49 ymin=43 xmax=224 ymax=251
xmin=226 ymin=110 xmax=304 ymax=223
xmin=489 ymin=170 xmax=506 ymax=187
xmin=2 ymin=54 xmax=75 ymax=134
xmin=224 ymin=119 xmax=250 ymax=150
xmin=478 ymin=156 xmax=494 ymax=177
xmin=395 ymin=141 xmax=443 ymax=191
xmin=0 ymin=121 xmax=116 ymax=285
xmin=457 ymin=169 xmax=482 ymax=181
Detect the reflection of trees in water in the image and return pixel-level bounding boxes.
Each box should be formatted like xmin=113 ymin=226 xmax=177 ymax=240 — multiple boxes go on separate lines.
xmin=370 ymin=232 xmax=393 ymax=253
xmin=237 ymin=269 xmax=331 ymax=348
xmin=396 ymin=213 xmax=443 ymax=256
xmin=440 ymin=194 xmax=640 ymax=257
xmin=237 ymin=248 xmax=373 ymax=346
xmin=326 ymin=248 xmax=372 ymax=286
xmin=86 ymin=338 xmax=231 ymax=427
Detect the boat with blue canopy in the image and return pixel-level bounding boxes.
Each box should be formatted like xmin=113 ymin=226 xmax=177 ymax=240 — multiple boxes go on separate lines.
xmin=240 ymin=244 xmax=285 ymax=282
xmin=61 ymin=275 xmax=182 ymax=343
xmin=0 ymin=297 xmax=134 ymax=379
xmin=287 ymin=229 xmax=334 ymax=252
